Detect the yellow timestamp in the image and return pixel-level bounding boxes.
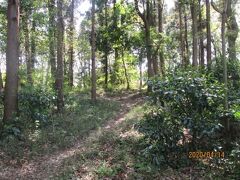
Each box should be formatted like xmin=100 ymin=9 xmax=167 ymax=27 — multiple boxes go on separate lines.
xmin=188 ymin=151 xmax=225 ymax=159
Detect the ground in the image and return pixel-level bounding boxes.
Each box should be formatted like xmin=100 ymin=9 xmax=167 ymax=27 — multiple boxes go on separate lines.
xmin=0 ymin=92 xmax=229 ymax=179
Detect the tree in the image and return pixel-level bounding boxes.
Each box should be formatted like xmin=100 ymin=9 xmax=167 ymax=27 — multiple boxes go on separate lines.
xmin=226 ymin=0 xmax=239 ymax=61
xmin=134 ymin=0 xmax=154 ymax=91
xmin=56 ymin=0 xmax=64 ymax=112
xmin=206 ymin=0 xmax=211 ymax=66
xmin=91 ymin=0 xmax=96 ymax=101
xmin=68 ymin=0 xmax=75 ymax=87
xmin=178 ymin=0 xmax=186 ymax=66
xmin=157 ymin=0 xmax=165 ymax=75
xmin=3 ymin=0 xmax=20 ymax=121
xmin=190 ymin=0 xmax=198 ymax=66
xmin=211 ymin=0 xmax=229 ymax=131
xmin=48 ymin=0 xmax=57 ymax=88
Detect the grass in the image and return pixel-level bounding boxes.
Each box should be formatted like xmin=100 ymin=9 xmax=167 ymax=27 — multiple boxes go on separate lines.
xmin=0 ymin=93 xmax=120 ymax=163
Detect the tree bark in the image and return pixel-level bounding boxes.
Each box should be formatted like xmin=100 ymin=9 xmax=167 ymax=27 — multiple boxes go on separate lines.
xmin=178 ymin=1 xmax=186 ymax=66
xmin=68 ymin=0 xmax=74 ymax=87
xmin=0 ymin=65 xmax=3 ymax=93
xmin=134 ymin=0 xmax=154 ymax=84
xmin=198 ymin=0 xmax=204 ymax=66
xmin=121 ymin=49 xmax=130 ymax=90
xmin=23 ymin=9 xmax=32 ymax=84
xmin=191 ymin=0 xmax=198 ymax=66
xmin=91 ymin=0 xmax=97 ymax=101
xmin=184 ymin=5 xmax=190 ymax=65
xmin=3 ymin=0 xmax=20 ymax=122
xmin=104 ymin=1 xmax=108 ymax=88
xmin=222 ymin=0 xmax=229 ymax=130
xmin=48 ymin=0 xmax=57 ymax=88
xmin=206 ymin=0 xmax=211 ymax=66
xmin=226 ymin=0 xmax=239 ymax=61
xmin=56 ymin=0 xmax=64 ymax=112
xmin=31 ymin=14 xmax=36 ymax=69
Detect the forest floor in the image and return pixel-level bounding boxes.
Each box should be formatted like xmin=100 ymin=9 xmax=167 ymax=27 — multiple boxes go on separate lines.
xmin=0 ymin=92 xmax=215 ymax=179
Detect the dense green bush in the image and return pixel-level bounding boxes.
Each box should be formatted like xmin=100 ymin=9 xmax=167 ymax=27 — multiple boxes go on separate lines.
xmin=18 ymin=85 xmax=55 ymax=126
xmin=137 ymin=68 xmax=228 ymax=167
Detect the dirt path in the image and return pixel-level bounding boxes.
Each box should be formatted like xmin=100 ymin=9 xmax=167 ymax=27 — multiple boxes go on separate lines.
xmin=0 ymin=93 xmax=143 ymax=180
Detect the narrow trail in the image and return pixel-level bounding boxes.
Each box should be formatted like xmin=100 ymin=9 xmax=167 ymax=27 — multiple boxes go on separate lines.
xmin=0 ymin=93 xmax=143 ymax=180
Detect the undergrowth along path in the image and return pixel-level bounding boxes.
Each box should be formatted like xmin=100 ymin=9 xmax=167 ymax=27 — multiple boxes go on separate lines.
xmin=0 ymin=93 xmax=144 ymax=180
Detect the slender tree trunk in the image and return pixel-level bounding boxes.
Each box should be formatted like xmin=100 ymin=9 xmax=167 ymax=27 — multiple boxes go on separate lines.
xmin=139 ymin=50 xmax=143 ymax=91
xmin=0 ymin=66 xmax=3 ymax=92
xmin=135 ymin=0 xmax=154 ymax=90
xmin=121 ymin=49 xmax=130 ymax=90
xmin=206 ymin=0 xmax=211 ymax=66
xmin=68 ymin=0 xmax=74 ymax=87
xmin=3 ymin=0 xmax=20 ymax=122
xmin=222 ymin=0 xmax=229 ymax=130
xmin=191 ymin=0 xmax=198 ymax=66
xmin=48 ymin=0 xmax=56 ymax=88
xmin=152 ymin=0 xmax=158 ymax=75
xmin=184 ymin=5 xmax=190 ymax=65
xmin=198 ymin=0 xmax=204 ymax=66
xmin=56 ymin=0 xmax=64 ymax=112
xmin=31 ymin=15 xmax=36 ymax=69
xmin=178 ymin=1 xmax=186 ymax=66
xmin=227 ymin=0 xmax=239 ymax=61
xmin=91 ymin=0 xmax=96 ymax=101
xmin=158 ymin=0 xmax=164 ymax=75
xmin=23 ymin=10 xmax=32 ymax=83
xmin=104 ymin=1 xmax=108 ymax=88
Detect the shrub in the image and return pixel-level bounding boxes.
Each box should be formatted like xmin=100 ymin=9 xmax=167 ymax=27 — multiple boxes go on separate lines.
xmin=137 ymin=68 xmax=227 ymax=167
xmin=18 ymin=85 xmax=55 ymax=127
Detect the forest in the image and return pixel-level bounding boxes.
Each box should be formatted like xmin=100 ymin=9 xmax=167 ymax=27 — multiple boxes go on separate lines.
xmin=0 ymin=0 xmax=239 ymax=179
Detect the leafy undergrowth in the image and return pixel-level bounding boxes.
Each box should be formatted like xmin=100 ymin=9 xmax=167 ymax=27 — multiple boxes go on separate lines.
xmin=0 ymin=93 xmax=120 ymax=166
xmin=52 ymin=104 xmax=223 ymax=179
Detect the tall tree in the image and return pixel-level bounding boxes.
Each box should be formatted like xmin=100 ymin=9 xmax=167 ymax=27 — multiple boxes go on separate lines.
xmin=178 ymin=0 xmax=186 ymax=66
xmin=135 ymin=0 xmax=154 ymax=89
xmin=157 ymin=0 xmax=165 ymax=75
xmin=3 ymin=0 xmax=20 ymax=121
xmin=91 ymin=0 xmax=97 ymax=101
xmin=211 ymin=0 xmax=229 ymax=131
xmin=198 ymin=0 xmax=204 ymax=66
xmin=56 ymin=0 xmax=64 ymax=112
xmin=48 ymin=0 xmax=56 ymax=87
xmin=22 ymin=5 xmax=32 ymax=83
xmin=31 ymin=11 xmax=36 ymax=69
xmin=206 ymin=0 xmax=211 ymax=66
xmin=68 ymin=0 xmax=75 ymax=87
xmin=190 ymin=0 xmax=198 ymax=66
xmin=226 ymin=0 xmax=239 ymax=61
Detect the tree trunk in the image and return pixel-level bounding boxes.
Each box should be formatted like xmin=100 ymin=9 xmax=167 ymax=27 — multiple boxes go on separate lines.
xmin=139 ymin=50 xmax=143 ymax=91
xmin=184 ymin=5 xmax=190 ymax=65
xmin=104 ymin=1 xmax=108 ymax=88
xmin=3 ymin=0 xmax=20 ymax=122
xmin=68 ymin=0 xmax=74 ymax=87
xmin=0 ymin=66 xmax=3 ymax=93
xmin=152 ymin=0 xmax=158 ymax=75
xmin=178 ymin=1 xmax=186 ymax=66
xmin=31 ymin=15 xmax=36 ymax=69
xmin=48 ymin=0 xmax=56 ymax=88
xmin=198 ymin=0 xmax=204 ymax=66
xmin=227 ymin=0 xmax=239 ymax=61
xmin=91 ymin=0 xmax=97 ymax=101
xmin=56 ymin=0 xmax=64 ymax=112
xmin=134 ymin=0 xmax=154 ymax=90
xmin=206 ymin=0 xmax=211 ymax=66
xmin=191 ymin=0 xmax=198 ymax=66
xmin=23 ymin=10 xmax=32 ymax=83
xmin=222 ymin=0 xmax=229 ymax=130
xmin=157 ymin=0 xmax=164 ymax=75
xmin=121 ymin=49 xmax=130 ymax=90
